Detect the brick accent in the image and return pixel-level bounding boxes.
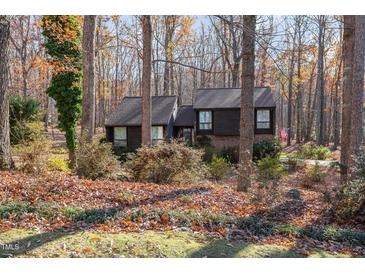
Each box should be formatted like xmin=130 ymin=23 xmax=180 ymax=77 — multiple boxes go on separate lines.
xmin=254 ymin=134 xmax=275 ymax=143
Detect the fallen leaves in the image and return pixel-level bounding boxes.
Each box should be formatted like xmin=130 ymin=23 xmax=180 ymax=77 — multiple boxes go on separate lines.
xmin=0 ymin=169 xmax=364 ymax=256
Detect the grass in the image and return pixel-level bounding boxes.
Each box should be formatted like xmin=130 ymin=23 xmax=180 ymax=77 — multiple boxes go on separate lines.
xmin=0 ymin=229 xmax=354 ymax=258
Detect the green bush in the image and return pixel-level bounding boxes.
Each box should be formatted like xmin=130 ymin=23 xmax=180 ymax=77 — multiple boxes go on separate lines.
xmin=301 ymin=162 xmax=326 ymax=188
xmin=296 ymin=144 xmax=331 ymax=160
xmin=253 ymin=140 xmax=282 ymax=162
xmin=63 ymin=206 xmax=83 ymax=220
xmin=125 ymin=142 xmax=207 ymax=184
xmin=200 ymin=145 xmax=217 ymax=163
xmin=313 ymin=145 xmax=332 ymax=160
xmin=336 ymin=154 xmax=365 ymax=219
xmin=9 ymin=95 xmax=41 ymax=145
xmin=285 ymin=156 xmax=305 ymax=171
xmin=256 ymin=157 xmax=285 ymax=180
xmin=219 ymin=146 xmax=239 ymax=164
xmin=0 ymin=201 xmax=30 ymax=219
xmin=76 ymin=137 xmax=121 ymax=180
xmin=208 ymin=155 xmax=230 ymax=181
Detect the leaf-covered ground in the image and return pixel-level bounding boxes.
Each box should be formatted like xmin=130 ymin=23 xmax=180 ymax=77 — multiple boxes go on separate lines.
xmin=0 ymin=169 xmax=364 ymax=257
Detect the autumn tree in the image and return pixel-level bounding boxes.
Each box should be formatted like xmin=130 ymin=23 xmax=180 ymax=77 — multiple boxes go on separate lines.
xmin=285 ymin=17 xmax=297 ymax=147
xmin=316 ymin=15 xmax=326 ymax=145
xmin=238 ymin=15 xmax=256 ymax=192
xmin=42 ymin=16 xmax=82 ymax=167
xmin=163 ymin=15 xmax=177 ymax=95
xmin=9 ymin=16 xmax=44 ymax=96
xmin=141 ymin=15 xmax=152 ymax=146
xmin=81 ymin=15 xmax=96 ymax=142
xmin=211 ymin=16 xmax=245 ymax=88
xmin=0 ymin=16 xmax=14 ymax=170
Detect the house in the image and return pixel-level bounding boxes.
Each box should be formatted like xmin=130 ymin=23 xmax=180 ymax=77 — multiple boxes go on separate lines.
xmin=105 ymin=96 xmax=178 ymax=150
xmin=189 ymin=87 xmax=276 ymax=148
xmin=105 ymin=87 xmax=276 ymax=150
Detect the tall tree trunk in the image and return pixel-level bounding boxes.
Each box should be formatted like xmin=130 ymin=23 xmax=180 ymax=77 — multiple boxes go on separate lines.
xmin=350 ymin=16 xmax=365 ymax=156
xmin=296 ymin=37 xmax=303 ymax=143
xmin=163 ymin=16 xmax=175 ymax=95
xmin=316 ymin=16 xmax=325 ymax=145
xmin=237 ymin=15 xmax=256 ymax=192
xmin=332 ymin=57 xmax=342 ymax=150
xmin=340 ymin=15 xmax=355 ymax=180
xmin=305 ymin=64 xmax=315 ymax=141
xmin=81 ymin=15 xmax=96 ymax=143
xmin=0 ymin=16 xmax=14 ymax=170
xmin=114 ymin=16 xmax=120 ymax=107
xmin=287 ymin=43 xmax=296 ymax=147
xmin=141 ymin=16 xmax=152 ymax=146
xmin=95 ymin=16 xmax=102 ymax=134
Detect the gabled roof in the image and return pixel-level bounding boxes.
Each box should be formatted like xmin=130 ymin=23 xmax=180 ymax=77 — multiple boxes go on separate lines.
xmin=193 ymin=87 xmax=275 ymax=109
xmin=174 ymin=105 xmax=194 ymax=127
xmin=105 ymin=96 xmax=177 ymax=126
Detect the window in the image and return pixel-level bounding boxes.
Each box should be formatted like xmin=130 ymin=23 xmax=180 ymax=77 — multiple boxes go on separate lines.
xmin=152 ymin=126 xmax=164 ymax=145
xmin=114 ymin=127 xmax=127 ymax=147
xmin=199 ymin=111 xmax=212 ymax=130
xmin=183 ymin=128 xmax=192 ymax=145
xmin=256 ymin=109 xmax=271 ymax=129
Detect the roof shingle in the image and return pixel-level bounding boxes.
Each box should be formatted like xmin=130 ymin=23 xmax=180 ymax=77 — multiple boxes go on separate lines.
xmin=174 ymin=105 xmax=194 ymax=127
xmin=193 ymin=87 xmax=275 ymax=109
xmin=105 ymin=96 xmax=177 ymax=126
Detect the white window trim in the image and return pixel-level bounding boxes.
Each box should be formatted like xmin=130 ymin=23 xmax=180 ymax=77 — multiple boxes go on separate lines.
xmin=199 ymin=111 xmax=212 ymax=130
xmin=256 ymin=109 xmax=271 ymax=129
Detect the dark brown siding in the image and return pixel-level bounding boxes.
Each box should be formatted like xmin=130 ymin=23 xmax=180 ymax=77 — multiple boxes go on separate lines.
xmin=213 ymin=109 xmax=240 ymax=136
xmin=106 ymin=127 xmax=114 ymax=142
xmin=127 ymin=126 xmax=142 ymax=150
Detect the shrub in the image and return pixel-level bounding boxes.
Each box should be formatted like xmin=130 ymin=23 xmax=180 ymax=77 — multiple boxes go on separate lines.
xmin=285 ymin=156 xmax=305 ymax=171
xmin=219 ymin=146 xmax=239 ymax=164
xmin=0 ymin=201 xmax=30 ymax=219
xmin=208 ymin=155 xmax=230 ymax=181
xmin=296 ymin=144 xmax=331 ymax=160
xmin=301 ymin=162 xmax=326 ymax=188
xmin=253 ymin=139 xmax=282 ymax=162
xmin=196 ymin=136 xmax=212 ymax=147
xmin=313 ymin=145 xmax=332 ymax=160
xmin=63 ymin=206 xmax=83 ymax=220
xmin=46 ymin=156 xmax=71 ymax=173
xmin=256 ymin=157 xmax=285 ymax=180
xmin=201 ymin=145 xmax=217 ymax=163
xmin=113 ymin=146 xmax=134 ymax=162
xmin=336 ymin=154 xmax=365 ymax=219
xmin=76 ymin=137 xmax=121 ymax=180
xmin=9 ymin=95 xmax=41 ymax=145
xmin=15 ymin=134 xmax=51 ymax=175
xmin=33 ymin=201 xmax=61 ymax=219
xmin=125 ymin=142 xmax=207 ymax=184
